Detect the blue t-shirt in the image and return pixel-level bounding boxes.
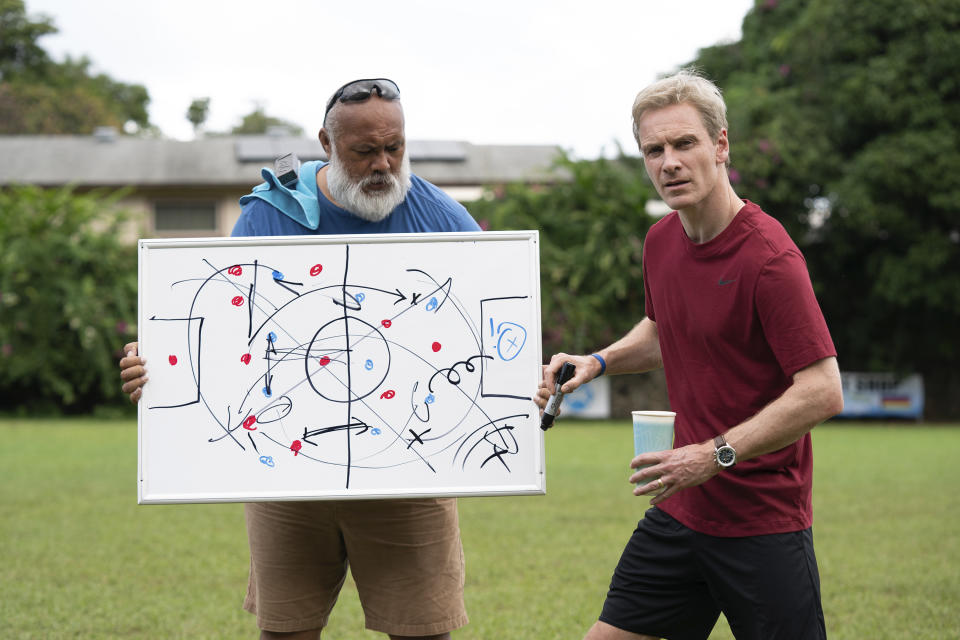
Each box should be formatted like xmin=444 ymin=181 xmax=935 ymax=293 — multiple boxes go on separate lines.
xmin=232 ymin=164 xmax=480 ymax=237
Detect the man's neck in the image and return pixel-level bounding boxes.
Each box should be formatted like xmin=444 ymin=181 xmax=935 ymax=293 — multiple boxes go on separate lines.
xmin=677 ymin=183 xmax=743 ymax=244
xmin=315 ymin=164 xmax=343 ymax=207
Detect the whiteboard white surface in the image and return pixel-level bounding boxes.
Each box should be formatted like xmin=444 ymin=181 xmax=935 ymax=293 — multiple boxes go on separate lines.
xmin=137 ymin=231 xmax=543 ymax=503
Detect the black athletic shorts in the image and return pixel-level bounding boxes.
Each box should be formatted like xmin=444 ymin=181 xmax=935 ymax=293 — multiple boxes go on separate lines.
xmin=599 ymin=507 xmax=826 ymax=640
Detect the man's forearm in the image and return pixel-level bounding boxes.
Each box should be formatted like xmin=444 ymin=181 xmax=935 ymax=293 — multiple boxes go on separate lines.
xmin=722 ymin=356 xmax=843 ymax=463
xmin=596 ymin=317 xmax=663 ymax=376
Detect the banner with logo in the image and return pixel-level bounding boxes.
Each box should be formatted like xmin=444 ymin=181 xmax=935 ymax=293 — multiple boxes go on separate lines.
xmin=839 ymin=372 xmax=924 ymax=420
xmin=561 ymin=375 xmax=612 ymax=419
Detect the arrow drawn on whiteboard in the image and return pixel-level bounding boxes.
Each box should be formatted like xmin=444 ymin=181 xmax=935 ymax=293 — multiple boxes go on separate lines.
xmin=406 ymin=268 xmax=452 ymax=312
xmin=331 ymin=285 xmax=406 ymax=307
xmin=302 ymin=418 xmax=372 ymax=444
xmin=263 ymin=333 xmax=277 ymax=397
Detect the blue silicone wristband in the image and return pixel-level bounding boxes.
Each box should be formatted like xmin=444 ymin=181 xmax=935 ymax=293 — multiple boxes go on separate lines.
xmin=591 ymin=353 xmax=606 ymax=376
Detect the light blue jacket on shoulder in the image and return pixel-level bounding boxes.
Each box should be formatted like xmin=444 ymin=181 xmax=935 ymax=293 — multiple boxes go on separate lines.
xmin=238 ymin=160 xmax=324 ymax=230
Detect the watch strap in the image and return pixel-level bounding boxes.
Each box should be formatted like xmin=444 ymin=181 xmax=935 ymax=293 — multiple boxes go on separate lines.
xmin=713 ymin=434 xmax=736 ymax=468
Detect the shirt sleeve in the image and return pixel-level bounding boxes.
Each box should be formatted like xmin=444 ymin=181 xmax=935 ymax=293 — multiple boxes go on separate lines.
xmin=231 ymin=209 xmax=253 ymax=237
xmin=231 ymin=199 xmax=292 ymax=237
xmin=452 ymin=204 xmax=482 ymax=232
xmin=642 ymin=243 xmax=656 ymax=322
xmin=231 ymin=199 xmax=271 ymax=237
xmin=756 ymin=250 xmax=837 ymax=376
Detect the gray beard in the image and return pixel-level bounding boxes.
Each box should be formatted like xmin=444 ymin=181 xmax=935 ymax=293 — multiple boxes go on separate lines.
xmin=326 ymin=150 xmax=412 ymax=222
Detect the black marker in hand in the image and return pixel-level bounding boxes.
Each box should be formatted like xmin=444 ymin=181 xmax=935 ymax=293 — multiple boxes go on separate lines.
xmin=540 ymin=362 xmax=576 ymax=431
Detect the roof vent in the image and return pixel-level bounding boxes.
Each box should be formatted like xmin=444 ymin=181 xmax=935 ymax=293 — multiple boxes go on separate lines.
xmin=93 ymin=126 xmax=118 ymax=143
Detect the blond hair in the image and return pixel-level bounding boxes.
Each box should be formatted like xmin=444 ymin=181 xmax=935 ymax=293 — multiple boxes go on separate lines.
xmin=632 ymin=69 xmax=728 ymax=144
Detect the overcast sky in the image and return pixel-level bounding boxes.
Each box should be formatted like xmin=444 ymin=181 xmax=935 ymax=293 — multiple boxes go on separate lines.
xmin=26 ymin=0 xmax=755 ymax=158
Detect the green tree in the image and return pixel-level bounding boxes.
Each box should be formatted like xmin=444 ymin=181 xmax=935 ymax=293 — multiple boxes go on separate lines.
xmin=0 ymin=0 xmax=54 ymax=81
xmin=187 ymin=96 xmax=210 ymax=136
xmin=231 ymin=104 xmax=304 ymax=136
xmin=0 ymin=185 xmax=138 ymax=413
xmin=689 ymin=0 xmax=960 ymax=417
xmin=0 ymin=80 xmax=129 ymax=134
xmin=470 ymin=151 xmax=656 ymax=357
xmin=0 ymin=0 xmax=151 ymax=134
xmin=52 ymin=55 xmax=150 ymax=129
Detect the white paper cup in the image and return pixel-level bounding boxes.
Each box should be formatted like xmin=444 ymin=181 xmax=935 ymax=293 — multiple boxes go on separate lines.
xmin=632 ymin=410 xmax=675 ymax=486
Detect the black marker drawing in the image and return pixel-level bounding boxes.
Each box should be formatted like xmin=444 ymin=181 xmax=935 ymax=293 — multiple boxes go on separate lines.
xmin=140 ymin=236 xmax=541 ymax=499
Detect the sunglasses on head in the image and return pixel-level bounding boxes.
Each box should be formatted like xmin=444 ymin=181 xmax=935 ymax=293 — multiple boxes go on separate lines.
xmin=323 ymin=78 xmax=401 ymax=123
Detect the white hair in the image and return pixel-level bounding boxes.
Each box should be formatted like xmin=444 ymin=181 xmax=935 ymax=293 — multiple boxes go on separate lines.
xmin=326 ymin=141 xmax=412 ymax=222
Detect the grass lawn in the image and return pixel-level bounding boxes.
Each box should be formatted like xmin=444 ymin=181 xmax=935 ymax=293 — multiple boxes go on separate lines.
xmin=1 ymin=418 xmax=958 ymax=639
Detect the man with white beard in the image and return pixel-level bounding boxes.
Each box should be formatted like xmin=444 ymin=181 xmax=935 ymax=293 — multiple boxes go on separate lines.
xmin=119 ymin=79 xmax=479 ymax=640
xmin=228 ymin=78 xmax=479 ymax=239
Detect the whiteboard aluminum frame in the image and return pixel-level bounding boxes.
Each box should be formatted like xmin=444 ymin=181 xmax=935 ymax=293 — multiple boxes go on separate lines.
xmin=137 ymin=230 xmax=543 ymax=504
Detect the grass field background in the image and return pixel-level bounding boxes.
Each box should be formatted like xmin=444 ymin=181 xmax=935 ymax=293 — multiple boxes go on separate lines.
xmin=1 ymin=418 xmax=958 ymax=639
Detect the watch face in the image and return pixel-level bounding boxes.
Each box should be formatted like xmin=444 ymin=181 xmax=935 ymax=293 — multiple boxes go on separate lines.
xmin=717 ymin=446 xmax=736 ymax=466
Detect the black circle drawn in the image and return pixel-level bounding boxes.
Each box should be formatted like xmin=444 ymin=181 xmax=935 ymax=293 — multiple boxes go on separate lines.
xmin=305 ymin=315 xmax=391 ymax=403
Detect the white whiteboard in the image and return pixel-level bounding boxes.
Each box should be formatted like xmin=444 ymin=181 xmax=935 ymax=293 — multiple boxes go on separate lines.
xmin=137 ymin=231 xmax=543 ymax=503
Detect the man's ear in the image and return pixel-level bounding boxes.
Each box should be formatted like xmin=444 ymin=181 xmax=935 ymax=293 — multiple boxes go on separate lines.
xmin=716 ymin=129 xmax=730 ymax=165
xmin=319 ymin=128 xmax=332 ymax=157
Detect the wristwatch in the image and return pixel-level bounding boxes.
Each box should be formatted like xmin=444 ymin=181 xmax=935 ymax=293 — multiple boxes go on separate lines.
xmin=713 ymin=435 xmax=737 ymax=469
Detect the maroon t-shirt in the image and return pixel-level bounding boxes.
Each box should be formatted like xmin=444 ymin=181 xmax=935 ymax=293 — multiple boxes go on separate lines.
xmin=643 ymin=200 xmax=836 ymax=536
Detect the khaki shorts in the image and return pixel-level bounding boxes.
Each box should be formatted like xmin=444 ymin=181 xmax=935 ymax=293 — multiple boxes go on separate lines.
xmin=243 ymin=498 xmax=467 ymax=636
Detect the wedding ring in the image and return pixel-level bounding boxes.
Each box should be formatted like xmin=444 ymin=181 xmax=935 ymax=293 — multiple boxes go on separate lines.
xmin=656 ymin=478 xmax=665 ymax=490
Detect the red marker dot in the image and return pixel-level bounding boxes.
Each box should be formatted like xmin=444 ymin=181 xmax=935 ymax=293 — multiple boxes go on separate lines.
xmin=380 ymin=389 xmax=396 ymax=400
xmin=319 ymin=356 xmax=331 ymax=366
xmin=432 ymin=342 xmax=442 ymax=352
xmin=240 ymin=353 xmax=252 ymax=365
xmin=231 ymin=296 xmax=245 ymax=307
xmin=310 ymin=264 xmax=323 ymax=276
xmin=228 ymin=265 xmax=243 ymax=276
xmin=291 ymin=440 xmax=302 ymax=456
xmin=168 ymin=355 xmax=178 ymax=365
xmin=243 ymin=415 xmax=257 ymax=430
xmin=381 ymin=319 xmax=392 ymax=328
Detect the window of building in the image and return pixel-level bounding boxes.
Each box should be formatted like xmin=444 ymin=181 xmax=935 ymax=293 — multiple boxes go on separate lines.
xmin=154 ymin=202 xmax=217 ymax=233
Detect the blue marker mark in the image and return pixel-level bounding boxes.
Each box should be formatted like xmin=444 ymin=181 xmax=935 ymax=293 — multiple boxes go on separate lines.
xmin=262 ymin=386 xmax=272 ymax=397
xmin=496 ymin=322 xmax=527 ymax=361
xmin=268 ymin=331 xmax=277 ymax=343
xmin=426 ymin=296 xmax=438 ymax=312
xmin=364 ymin=359 xmax=374 ymax=371
xmin=425 ymin=394 xmax=435 ymax=405
xmin=371 ymin=427 xmax=381 ymax=436
xmin=355 ymin=292 xmax=365 ymax=303
xmin=272 ymin=270 xmax=284 ymax=280
xmin=259 ymin=455 xmax=275 ymax=468
xmin=490 ymin=317 xmax=495 ymax=337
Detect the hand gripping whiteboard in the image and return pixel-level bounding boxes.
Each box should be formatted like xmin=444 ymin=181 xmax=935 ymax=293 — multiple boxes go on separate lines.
xmin=137 ymin=231 xmax=543 ymax=503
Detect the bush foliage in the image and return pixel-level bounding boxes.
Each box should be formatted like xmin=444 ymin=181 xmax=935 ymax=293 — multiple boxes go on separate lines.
xmin=0 ymin=185 xmax=138 ymax=413
xmin=689 ymin=0 xmax=960 ymax=417
xmin=470 ymin=151 xmax=656 ymax=358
